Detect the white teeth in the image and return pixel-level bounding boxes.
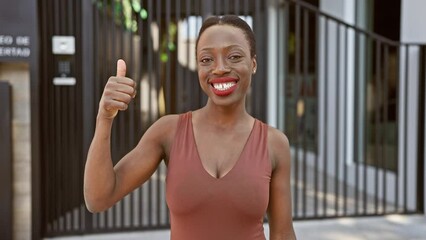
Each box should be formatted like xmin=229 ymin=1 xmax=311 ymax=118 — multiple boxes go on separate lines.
xmin=212 ymin=82 xmax=236 ymax=91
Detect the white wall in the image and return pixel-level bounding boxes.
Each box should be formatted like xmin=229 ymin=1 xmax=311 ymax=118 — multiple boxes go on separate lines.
xmin=319 ymin=0 xmax=420 ymax=210
xmin=400 ymin=0 xmax=426 ymax=215
xmin=401 ymin=0 xmax=426 ymax=43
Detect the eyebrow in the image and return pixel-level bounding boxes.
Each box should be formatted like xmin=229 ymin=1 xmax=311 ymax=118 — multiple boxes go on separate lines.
xmin=198 ymin=45 xmax=246 ymax=52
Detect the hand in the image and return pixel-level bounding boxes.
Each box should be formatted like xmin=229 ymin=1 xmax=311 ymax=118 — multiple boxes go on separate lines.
xmin=98 ymin=59 xmax=137 ymax=120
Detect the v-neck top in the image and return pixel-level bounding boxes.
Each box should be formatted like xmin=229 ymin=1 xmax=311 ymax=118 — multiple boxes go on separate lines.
xmin=166 ymin=112 xmax=271 ymax=240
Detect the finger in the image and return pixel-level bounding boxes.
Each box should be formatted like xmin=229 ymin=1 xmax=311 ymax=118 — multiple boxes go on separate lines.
xmin=106 ymin=80 xmax=135 ymax=95
xmin=104 ymin=89 xmax=133 ymax=104
xmin=104 ymin=99 xmax=129 ymax=112
xmin=108 ymin=76 xmax=135 ymax=88
xmin=116 ymin=59 xmax=127 ymax=77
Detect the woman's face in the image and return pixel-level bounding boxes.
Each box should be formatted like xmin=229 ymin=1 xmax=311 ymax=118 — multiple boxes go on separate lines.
xmin=196 ymin=24 xmax=257 ymax=107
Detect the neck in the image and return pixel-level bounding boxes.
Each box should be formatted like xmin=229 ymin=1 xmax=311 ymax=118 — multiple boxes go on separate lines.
xmin=200 ymin=99 xmax=250 ymax=127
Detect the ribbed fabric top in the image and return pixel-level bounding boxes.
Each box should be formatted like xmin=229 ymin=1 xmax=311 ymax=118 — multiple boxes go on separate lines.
xmin=166 ymin=112 xmax=271 ymax=240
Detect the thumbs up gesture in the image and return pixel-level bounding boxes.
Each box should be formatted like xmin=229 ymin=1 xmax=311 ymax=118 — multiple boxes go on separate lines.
xmin=98 ymin=59 xmax=136 ymax=119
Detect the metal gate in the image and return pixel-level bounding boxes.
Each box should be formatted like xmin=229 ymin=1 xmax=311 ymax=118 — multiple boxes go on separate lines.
xmin=36 ymin=0 xmax=424 ymax=238
xmin=279 ymin=0 xmax=424 ymax=219
xmin=38 ymin=0 xmax=269 ymax=238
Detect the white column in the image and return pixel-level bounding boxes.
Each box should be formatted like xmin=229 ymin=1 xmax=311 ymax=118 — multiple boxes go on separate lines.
xmin=319 ymin=0 xmax=356 ymax=176
xmin=400 ymin=0 xmax=426 ymax=214
xmin=267 ymin=0 xmax=285 ymax=130
xmin=267 ymin=0 xmax=278 ymax=128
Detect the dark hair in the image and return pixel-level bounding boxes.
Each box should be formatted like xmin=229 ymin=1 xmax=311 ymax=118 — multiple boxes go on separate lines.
xmin=195 ymin=15 xmax=256 ymax=58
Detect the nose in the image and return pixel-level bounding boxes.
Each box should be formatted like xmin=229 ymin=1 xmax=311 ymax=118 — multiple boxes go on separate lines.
xmin=212 ymin=57 xmax=230 ymax=75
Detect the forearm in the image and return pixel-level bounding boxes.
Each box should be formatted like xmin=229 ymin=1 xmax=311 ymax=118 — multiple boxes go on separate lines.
xmin=270 ymin=231 xmax=297 ymax=240
xmin=84 ymin=117 xmax=117 ymax=212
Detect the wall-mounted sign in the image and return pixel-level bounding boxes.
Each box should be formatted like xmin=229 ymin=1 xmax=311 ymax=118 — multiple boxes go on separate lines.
xmin=0 ymin=0 xmax=37 ymax=61
xmin=0 ymin=35 xmax=32 ymax=58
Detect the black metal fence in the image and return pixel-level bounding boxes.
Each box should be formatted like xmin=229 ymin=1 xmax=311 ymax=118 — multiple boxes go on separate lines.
xmin=281 ymin=0 xmax=425 ymax=219
xmin=85 ymin=0 xmax=269 ymax=235
xmin=37 ymin=0 xmax=424 ymax=238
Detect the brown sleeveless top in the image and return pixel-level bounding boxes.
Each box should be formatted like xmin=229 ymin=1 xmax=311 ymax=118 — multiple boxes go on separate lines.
xmin=166 ymin=112 xmax=271 ymax=240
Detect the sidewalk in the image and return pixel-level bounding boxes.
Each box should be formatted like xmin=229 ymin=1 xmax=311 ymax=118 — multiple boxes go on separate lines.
xmin=46 ymin=214 xmax=426 ymax=240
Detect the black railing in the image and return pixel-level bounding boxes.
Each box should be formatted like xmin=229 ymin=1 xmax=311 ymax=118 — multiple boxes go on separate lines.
xmin=38 ymin=0 xmax=425 ymax=238
xmin=84 ymin=0 xmax=268 ymax=236
xmin=281 ymin=0 xmax=424 ymax=219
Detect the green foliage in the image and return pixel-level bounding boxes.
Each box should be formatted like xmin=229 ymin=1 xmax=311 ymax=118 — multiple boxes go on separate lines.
xmin=94 ymin=0 xmax=148 ymax=32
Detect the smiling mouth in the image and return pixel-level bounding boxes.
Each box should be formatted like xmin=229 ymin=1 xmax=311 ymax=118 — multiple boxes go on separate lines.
xmin=211 ymin=82 xmax=237 ymax=91
xmin=209 ymin=78 xmax=238 ymax=97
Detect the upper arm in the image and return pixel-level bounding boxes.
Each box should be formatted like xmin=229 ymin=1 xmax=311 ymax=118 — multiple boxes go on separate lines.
xmin=267 ymin=127 xmax=296 ymax=240
xmin=111 ymin=115 xmax=178 ymax=204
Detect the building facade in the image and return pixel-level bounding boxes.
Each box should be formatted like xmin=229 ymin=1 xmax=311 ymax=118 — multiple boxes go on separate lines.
xmin=0 ymin=0 xmax=424 ymax=239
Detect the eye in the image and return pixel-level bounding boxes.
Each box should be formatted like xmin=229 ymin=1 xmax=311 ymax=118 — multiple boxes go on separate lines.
xmin=229 ymin=55 xmax=242 ymax=61
xmin=200 ymin=57 xmax=213 ymax=64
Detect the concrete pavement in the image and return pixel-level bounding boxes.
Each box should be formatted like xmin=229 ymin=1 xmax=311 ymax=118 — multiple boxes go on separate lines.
xmin=45 ymin=214 xmax=426 ymax=240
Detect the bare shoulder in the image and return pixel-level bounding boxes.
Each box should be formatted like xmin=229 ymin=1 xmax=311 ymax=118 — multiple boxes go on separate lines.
xmin=150 ymin=114 xmax=180 ymax=131
xmin=144 ymin=114 xmax=180 ymax=143
xmin=267 ymin=126 xmax=291 ymax=171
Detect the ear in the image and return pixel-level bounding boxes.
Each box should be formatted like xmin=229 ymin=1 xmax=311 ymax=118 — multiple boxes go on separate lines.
xmin=252 ymin=55 xmax=257 ymax=74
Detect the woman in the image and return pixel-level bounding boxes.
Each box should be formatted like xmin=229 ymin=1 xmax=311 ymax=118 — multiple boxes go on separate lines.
xmin=84 ymin=15 xmax=296 ymax=240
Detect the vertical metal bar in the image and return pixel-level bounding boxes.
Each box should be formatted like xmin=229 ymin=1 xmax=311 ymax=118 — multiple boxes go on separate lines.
xmin=121 ymin=0 xmax=129 ymax=229
xmin=185 ymin=0 xmax=190 ymax=110
xmin=102 ymin=0 xmax=109 ymax=229
xmin=138 ymin=0 xmax=145 ymax=226
xmin=60 ymin=0 xmax=66 ymax=34
xmin=128 ymin=3 xmax=136 ymax=230
xmin=194 ymin=0 xmax=202 ymax=107
xmin=45 ymin=0 xmax=54 ymax=233
xmin=41 ymin=0 xmax=51 ymax=234
xmin=243 ymin=0 xmax=249 ymax=17
xmin=67 ymin=0 xmax=74 ymax=231
xmin=0 ymin=82 xmax=12 ymax=240
xmin=363 ymin=34 xmax=369 ymax=215
xmin=94 ymin=3 xmax=101 ymax=231
xmin=335 ymin=23 xmax=340 ymax=216
xmin=74 ymin=0 xmax=82 ymax=230
xmin=280 ymin=0 xmax=285 ymax=133
xmin=49 ymin=0 xmax=60 ymax=232
xmin=395 ymin=45 xmax=400 ymax=212
xmin=175 ymin=0 xmax=182 ymax=112
xmin=343 ymin=25 xmax=348 ymax=215
xmin=56 ymin=64 xmax=63 ymax=233
xmin=224 ymin=0 xmax=229 ymax=15
xmin=156 ymin=0 xmax=162 ymax=226
xmin=147 ymin=0 xmax=154 ymax=225
xmin=323 ymin=17 xmax=329 ymax=216
xmin=293 ymin=2 xmax=300 ymax=218
xmin=147 ymin=0 xmax=153 ymax=125
xmin=302 ymin=8 xmax=309 ymax=218
xmin=215 ymin=0 xmax=221 ymax=15
xmin=166 ymin=0 xmax=171 ymax=114
xmin=115 ymin=0 xmax=122 ymax=228
xmin=418 ymin=45 xmax=426 ymax=213
xmin=258 ymin=0 xmax=266 ymax=118
xmin=354 ymin=30 xmax=360 ymax=215
xmin=382 ymin=44 xmax=390 ymax=214
xmin=53 ymin=0 xmax=60 ymax=35
xmin=403 ymin=45 xmax=409 ymax=212
xmin=374 ymin=40 xmax=382 ymax=215
xmin=234 ymin=0 xmax=240 ymax=15
xmin=314 ymin=10 xmax=320 ymax=217
xmin=159 ymin=0 xmax=171 ymax=225
xmin=31 ymin=0 xmax=42 ymax=235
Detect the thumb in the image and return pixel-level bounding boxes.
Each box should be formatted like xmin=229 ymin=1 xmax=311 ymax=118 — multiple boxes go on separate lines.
xmin=116 ymin=59 xmax=127 ymax=77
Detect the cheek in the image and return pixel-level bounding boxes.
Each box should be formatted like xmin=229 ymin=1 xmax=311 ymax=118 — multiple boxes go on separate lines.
xmin=197 ymin=68 xmax=209 ymax=81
